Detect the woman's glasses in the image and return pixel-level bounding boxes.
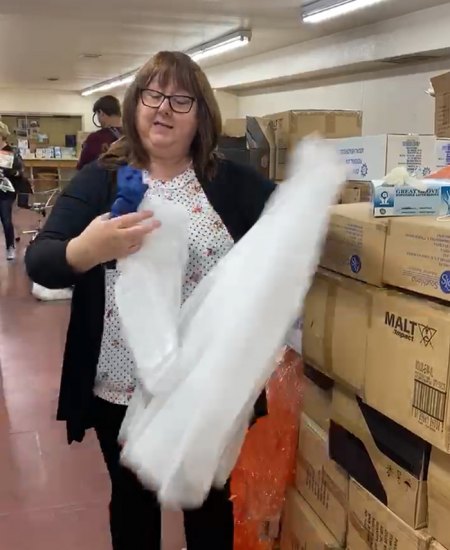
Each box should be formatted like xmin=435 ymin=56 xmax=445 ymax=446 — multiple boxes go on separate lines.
xmin=140 ymin=89 xmax=196 ymax=114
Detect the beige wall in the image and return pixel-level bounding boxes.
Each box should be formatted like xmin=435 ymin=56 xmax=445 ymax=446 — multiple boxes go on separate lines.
xmin=237 ymin=67 xmax=438 ymax=136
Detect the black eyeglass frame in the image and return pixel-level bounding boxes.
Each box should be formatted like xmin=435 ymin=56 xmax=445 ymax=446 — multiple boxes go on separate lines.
xmin=139 ymin=88 xmax=196 ymax=114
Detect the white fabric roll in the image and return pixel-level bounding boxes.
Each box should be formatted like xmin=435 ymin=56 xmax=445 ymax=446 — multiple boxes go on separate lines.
xmin=116 ymin=137 xmax=345 ymax=508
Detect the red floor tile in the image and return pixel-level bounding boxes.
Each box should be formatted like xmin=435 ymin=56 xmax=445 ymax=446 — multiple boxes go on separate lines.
xmin=0 ymin=209 xmax=185 ymax=549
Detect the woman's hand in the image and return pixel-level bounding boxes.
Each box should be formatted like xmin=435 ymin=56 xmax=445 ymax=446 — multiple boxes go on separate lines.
xmin=66 ymin=210 xmax=160 ymax=273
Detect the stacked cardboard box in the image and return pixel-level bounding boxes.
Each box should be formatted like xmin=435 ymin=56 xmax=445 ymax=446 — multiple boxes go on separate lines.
xmin=279 ymin=364 xmax=347 ymax=548
xmin=222 ymin=110 xmax=362 ymax=182
xmin=264 ymin=110 xmax=362 ymax=181
xmin=291 ymin=200 xmax=450 ymax=548
xmin=219 ymin=116 xmax=276 ymax=179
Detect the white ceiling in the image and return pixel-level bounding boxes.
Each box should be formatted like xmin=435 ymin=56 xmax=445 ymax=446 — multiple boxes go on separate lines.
xmin=0 ymin=0 xmax=448 ymax=92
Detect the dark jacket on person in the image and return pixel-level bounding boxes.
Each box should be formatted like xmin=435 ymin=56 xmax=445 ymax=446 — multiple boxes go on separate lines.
xmin=25 ymin=159 xmax=276 ymax=443
xmin=77 ymin=127 xmax=123 ymax=170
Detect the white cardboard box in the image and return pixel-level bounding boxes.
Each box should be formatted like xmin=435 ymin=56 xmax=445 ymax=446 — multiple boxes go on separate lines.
xmin=330 ymin=135 xmax=436 ymax=181
xmin=436 ymin=139 xmax=450 ymax=169
xmin=372 ymin=179 xmax=450 ymax=217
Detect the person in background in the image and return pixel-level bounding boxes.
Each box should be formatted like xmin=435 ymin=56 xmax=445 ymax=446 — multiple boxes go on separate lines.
xmin=0 ymin=122 xmax=23 ymax=261
xmin=25 ymin=51 xmax=275 ymax=550
xmin=77 ymin=95 xmax=123 ymax=170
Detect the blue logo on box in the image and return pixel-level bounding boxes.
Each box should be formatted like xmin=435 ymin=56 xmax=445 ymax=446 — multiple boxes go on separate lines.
xmin=350 ymin=255 xmax=362 ymax=273
xmin=440 ymin=271 xmax=450 ymax=294
xmin=374 ymin=189 xmax=393 ymax=208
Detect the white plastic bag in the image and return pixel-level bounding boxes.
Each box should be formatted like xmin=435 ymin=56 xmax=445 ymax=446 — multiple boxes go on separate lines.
xmin=31 ymin=283 xmax=72 ymax=301
xmin=116 ymin=137 xmax=345 ymax=508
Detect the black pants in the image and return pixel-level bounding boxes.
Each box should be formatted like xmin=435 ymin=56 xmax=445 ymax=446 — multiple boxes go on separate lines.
xmin=93 ymin=397 xmax=234 ymax=550
xmin=0 ymin=196 xmax=15 ymax=249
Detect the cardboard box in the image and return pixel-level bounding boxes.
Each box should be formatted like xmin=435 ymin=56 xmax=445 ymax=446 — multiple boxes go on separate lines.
xmin=303 ymin=365 xmax=334 ymax=432
xmin=330 ymin=386 xmax=430 ymax=529
xmin=331 ymin=134 xmax=436 ymax=182
xmin=223 ymin=118 xmax=246 ymax=137
xmin=219 ymin=117 xmax=275 ymax=180
xmin=218 ymin=135 xmax=249 ymax=166
xmin=436 ymin=138 xmax=450 ymax=169
xmin=296 ymin=414 xmax=348 ymax=545
xmin=428 ymin=447 xmax=450 ymax=549
xmin=364 ymin=288 xmax=450 ymax=451
xmin=322 ymin=202 xmax=450 ymax=300
xmin=383 ymin=215 xmax=450 ymax=302
xmin=372 ymin=179 xmax=449 ymax=217
xmin=432 ymin=72 xmax=450 ymax=138
xmin=265 ymin=110 xmax=362 ymax=180
xmin=320 ymin=203 xmax=389 ymax=287
xmin=246 ymin=116 xmax=276 ymax=180
xmin=280 ymin=489 xmax=340 ymax=550
xmin=302 ymin=269 xmax=374 ymax=394
xmin=347 ymin=480 xmax=431 ymax=549
xmin=340 ymin=181 xmax=372 ymax=204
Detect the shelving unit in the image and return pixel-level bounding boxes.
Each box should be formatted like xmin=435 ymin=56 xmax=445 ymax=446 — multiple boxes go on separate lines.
xmin=23 ymin=158 xmax=78 ymax=189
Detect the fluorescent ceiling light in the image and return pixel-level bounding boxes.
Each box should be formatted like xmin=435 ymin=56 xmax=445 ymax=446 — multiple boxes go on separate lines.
xmin=81 ymin=72 xmax=136 ymax=97
xmin=80 ymin=30 xmax=251 ymax=96
xmin=302 ymin=0 xmax=387 ymax=24
xmin=188 ymin=31 xmax=251 ymax=63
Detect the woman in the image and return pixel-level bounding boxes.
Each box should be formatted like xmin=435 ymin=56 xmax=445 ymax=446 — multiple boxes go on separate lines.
xmin=0 ymin=122 xmax=23 ymax=260
xmin=25 ymin=51 xmax=275 ymax=550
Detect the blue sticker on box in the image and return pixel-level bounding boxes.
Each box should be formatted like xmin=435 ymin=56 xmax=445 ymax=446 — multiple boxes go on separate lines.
xmin=350 ymin=255 xmax=362 ymax=274
xmin=440 ymin=271 xmax=450 ymax=294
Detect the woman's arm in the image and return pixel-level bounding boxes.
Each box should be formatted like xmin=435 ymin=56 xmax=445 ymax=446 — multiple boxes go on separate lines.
xmin=25 ymin=164 xmax=109 ymax=289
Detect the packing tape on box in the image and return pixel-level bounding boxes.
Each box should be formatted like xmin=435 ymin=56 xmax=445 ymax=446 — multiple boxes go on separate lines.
xmin=324 ymin=282 xmax=338 ymax=374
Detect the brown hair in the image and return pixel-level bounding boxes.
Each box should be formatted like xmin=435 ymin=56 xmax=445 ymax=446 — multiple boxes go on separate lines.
xmin=100 ymin=51 xmax=222 ymax=180
xmin=93 ymin=95 xmax=121 ymax=117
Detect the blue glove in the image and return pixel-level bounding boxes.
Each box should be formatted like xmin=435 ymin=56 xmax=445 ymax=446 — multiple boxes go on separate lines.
xmin=110 ymin=165 xmax=148 ymax=218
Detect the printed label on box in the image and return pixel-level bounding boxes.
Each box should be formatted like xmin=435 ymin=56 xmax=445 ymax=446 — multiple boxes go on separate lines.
xmin=384 ymin=221 xmax=450 ymax=299
xmin=372 ymin=181 xmax=448 ymax=218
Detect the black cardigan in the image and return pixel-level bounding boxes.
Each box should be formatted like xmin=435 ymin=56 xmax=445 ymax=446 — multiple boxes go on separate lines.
xmin=25 ymin=159 xmax=276 ymax=443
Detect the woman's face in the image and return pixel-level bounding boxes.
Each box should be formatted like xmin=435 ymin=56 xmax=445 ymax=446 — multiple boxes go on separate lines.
xmin=136 ymin=76 xmax=198 ymax=160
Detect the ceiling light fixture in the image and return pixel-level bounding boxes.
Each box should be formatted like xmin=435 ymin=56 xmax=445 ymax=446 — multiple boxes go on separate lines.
xmin=79 ymin=30 xmax=251 ymax=96
xmin=187 ymin=30 xmax=252 ymax=63
xmin=81 ymin=71 xmax=136 ymax=97
xmin=302 ymin=0 xmax=387 ymax=24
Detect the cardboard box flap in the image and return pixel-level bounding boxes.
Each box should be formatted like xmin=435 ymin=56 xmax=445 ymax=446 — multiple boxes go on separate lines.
xmin=427 ymin=447 xmax=450 ymax=549
xmin=348 ymin=480 xmax=431 ymax=550
xmin=246 ymin=116 xmax=276 ymax=180
xmin=431 ymin=72 xmax=450 ymax=93
xmin=331 ymin=388 xmax=430 ymax=479
xmin=330 ymin=386 xmax=430 ymax=529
